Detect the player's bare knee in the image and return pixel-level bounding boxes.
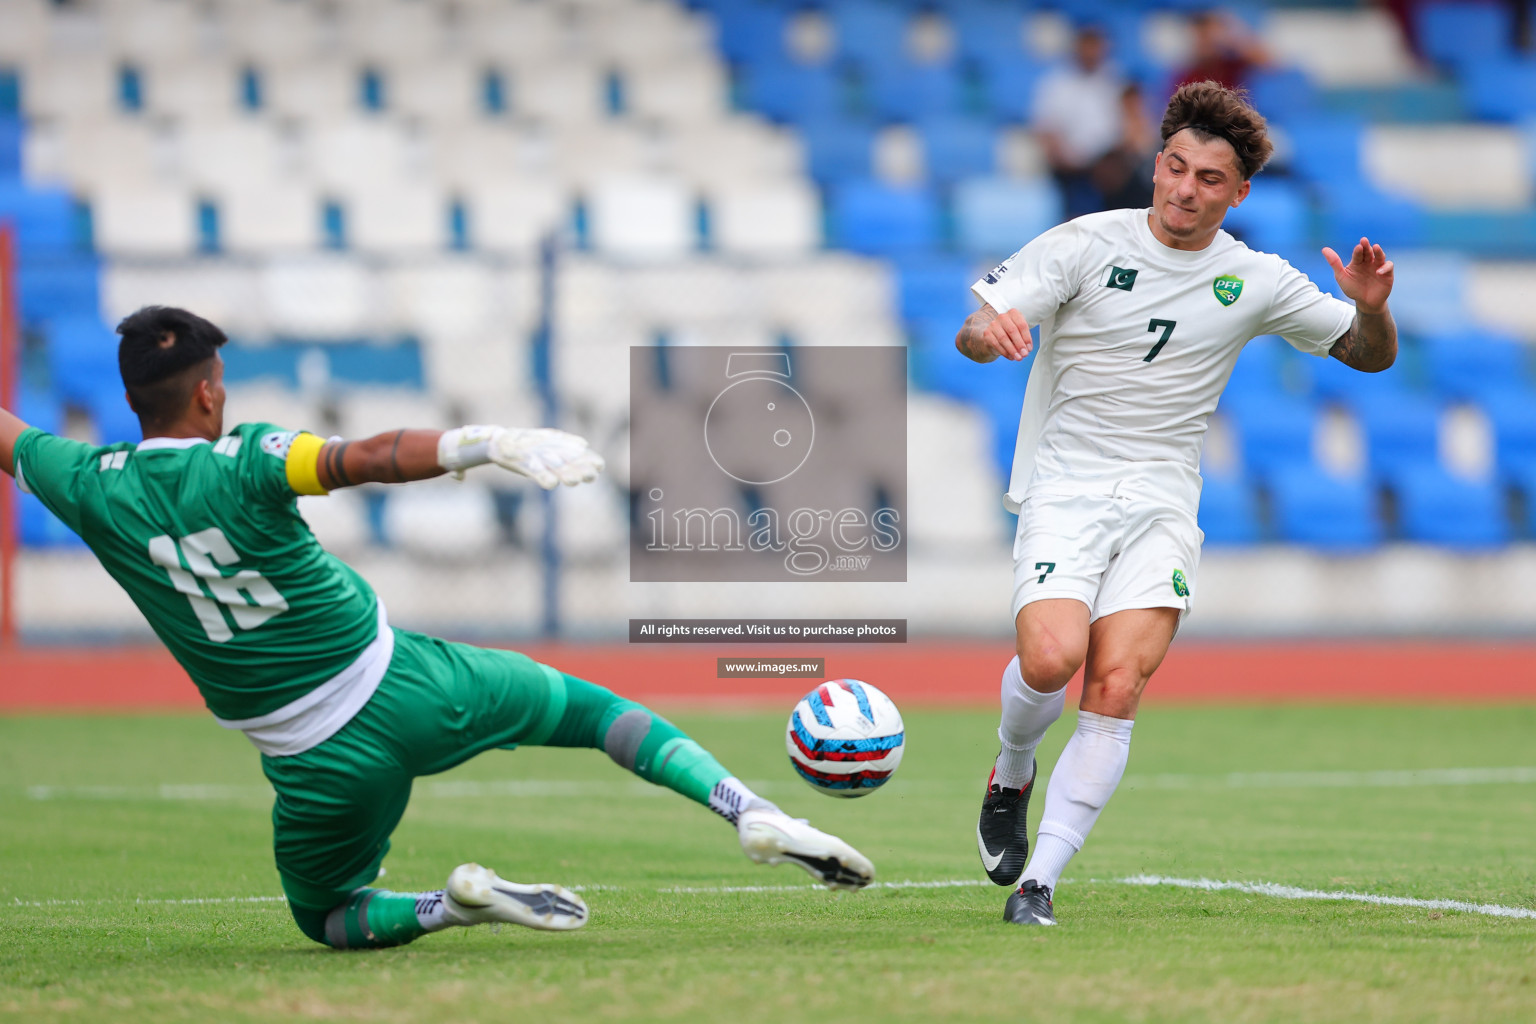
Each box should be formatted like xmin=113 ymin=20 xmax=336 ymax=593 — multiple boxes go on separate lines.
xmin=1085 ymin=666 xmax=1147 ymax=717
xmin=1018 ymin=644 xmax=1080 ymax=692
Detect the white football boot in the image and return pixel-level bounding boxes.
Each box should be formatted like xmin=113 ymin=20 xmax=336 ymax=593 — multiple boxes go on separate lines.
xmin=443 ymin=863 xmax=589 ymax=931
xmin=737 ymin=805 xmax=875 ymax=890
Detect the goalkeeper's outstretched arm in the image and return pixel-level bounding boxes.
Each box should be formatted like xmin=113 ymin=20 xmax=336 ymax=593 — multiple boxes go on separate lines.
xmin=312 ymin=425 xmax=605 ymax=492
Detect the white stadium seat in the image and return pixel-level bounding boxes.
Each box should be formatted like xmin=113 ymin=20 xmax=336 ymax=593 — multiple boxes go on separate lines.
xmin=0 ymin=1 xmax=47 ymax=64
xmin=335 ymin=0 xmax=450 ymax=63
xmin=89 ymin=182 xmax=197 ymax=256
xmin=662 ymin=119 xmax=806 ymax=190
xmin=336 ymin=389 xmax=454 ymax=439
xmin=176 ymin=120 xmax=291 ymax=195
xmin=588 ymin=175 xmax=696 ymax=260
xmin=224 ymin=385 xmax=326 ymax=437
xmin=388 ymin=61 xmax=481 ymax=123
xmin=710 ymin=180 xmax=821 ymax=256
xmin=220 ymin=182 xmax=321 ymax=252
xmin=103 ymin=261 xmax=268 ymax=337
xmin=348 ymin=184 xmax=446 ymax=253
xmin=48 ymin=117 xmax=164 ymax=193
xmin=1365 ymin=127 xmax=1531 ymax=210
xmin=304 ymin=119 xmax=419 ymax=190
xmin=261 ymin=257 xmax=379 ymax=337
xmin=620 ymin=56 xmax=729 ymax=122
xmin=382 ymin=481 xmax=502 ymax=559
xmin=298 ymin=491 xmax=374 ymax=556
xmin=103 ymin=0 xmax=201 ymax=60
xmin=217 ymin=0 xmax=328 ymax=64
xmin=906 ymin=396 xmax=1007 ymax=549
xmin=263 ymin=62 xmax=357 ymax=121
xmin=20 ymin=53 xmax=118 ymax=120
xmin=145 ymin=56 xmax=243 ymax=121
xmin=1263 ymin=9 xmax=1416 ymax=87
xmin=507 ymin=60 xmax=606 ymax=124
xmin=463 ymin=178 xmax=570 ymax=254
xmin=383 ymin=260 xmax=501 ymax=338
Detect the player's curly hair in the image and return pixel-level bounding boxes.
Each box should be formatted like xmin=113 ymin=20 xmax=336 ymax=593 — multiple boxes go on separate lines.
xmin=1160 ymin=80 xmax=1273 ymax=180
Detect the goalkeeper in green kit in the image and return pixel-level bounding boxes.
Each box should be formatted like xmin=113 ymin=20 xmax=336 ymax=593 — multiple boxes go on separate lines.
xmin=0 ymin=306 xmax=874 ymax=949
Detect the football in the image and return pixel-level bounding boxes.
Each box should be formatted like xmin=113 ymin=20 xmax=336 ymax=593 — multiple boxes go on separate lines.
xmin=785 ymin=679 xmax=905 ymax=797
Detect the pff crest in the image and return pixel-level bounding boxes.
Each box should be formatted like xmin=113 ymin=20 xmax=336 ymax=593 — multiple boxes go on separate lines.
xmin=1213 ymin=275 xmax=1244 ymax=307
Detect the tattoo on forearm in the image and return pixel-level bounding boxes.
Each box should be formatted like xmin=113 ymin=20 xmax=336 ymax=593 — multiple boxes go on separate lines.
xmin=331 ymin=441 xmax=354 ymax=488
xmin=388 ymin=430 xmax=404 ymax=482
xmin=956 ymin=307 xmax=1000 ymax=363
xmin=1328 ymin=307 xmax=1397 ymax=373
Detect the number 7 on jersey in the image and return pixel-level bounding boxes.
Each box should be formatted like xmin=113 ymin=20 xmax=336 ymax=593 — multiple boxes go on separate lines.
xmin=1144 ymin=318 xmax=1177 ymax=362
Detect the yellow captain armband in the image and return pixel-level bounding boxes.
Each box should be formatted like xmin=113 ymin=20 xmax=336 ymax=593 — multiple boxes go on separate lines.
xmin=284 ymin=432 xmax=329 ymax=496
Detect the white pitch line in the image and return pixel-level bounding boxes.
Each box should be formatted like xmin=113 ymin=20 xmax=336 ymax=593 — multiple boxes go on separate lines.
xmin=1116 ymin=875 xmax=1536 ymax=920
xmin=20 ymin=768 xmax=1536 ymax=803
xmin=1134 ymin=766 xmax=1536 ymax=790
xmin=11 ymin=878 xmax=1534 ymax=919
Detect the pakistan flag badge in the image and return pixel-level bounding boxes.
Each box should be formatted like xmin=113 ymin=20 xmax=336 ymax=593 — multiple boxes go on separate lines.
xmin=1172 ymin=569 xmax=1190 ymax=597
xmin=1213 ymin=274 xmax=1244 ymax=307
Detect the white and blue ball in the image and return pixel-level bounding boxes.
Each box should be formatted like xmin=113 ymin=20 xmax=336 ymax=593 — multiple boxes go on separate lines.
xmin=785 ymin=679 xmax=905 ymax=798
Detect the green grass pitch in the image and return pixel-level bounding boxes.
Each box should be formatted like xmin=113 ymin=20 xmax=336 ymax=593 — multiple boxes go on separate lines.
xmin=2 ymin=705 xmax=1534 ymax=1023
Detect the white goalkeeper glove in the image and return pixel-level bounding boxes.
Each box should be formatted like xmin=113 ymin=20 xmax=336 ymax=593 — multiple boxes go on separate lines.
xmin=437 ymin=425 xmax=606 ymax=489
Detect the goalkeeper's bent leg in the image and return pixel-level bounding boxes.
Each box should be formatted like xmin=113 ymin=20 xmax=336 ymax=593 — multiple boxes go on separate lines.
xmin=542 ymin=674 xmax=758 ymax=821
xmin=289 ymin=889 xmax=444 ymax=949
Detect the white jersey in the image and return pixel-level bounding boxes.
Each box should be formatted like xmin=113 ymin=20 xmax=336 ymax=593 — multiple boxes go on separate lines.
xmin=972 ymin=208 xmax=1355 ymax=514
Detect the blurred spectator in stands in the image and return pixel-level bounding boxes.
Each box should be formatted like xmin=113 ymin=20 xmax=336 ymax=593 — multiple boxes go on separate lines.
xmin=1095 ymin=84 xmax=1157 ymax=212
xmin=1031 ymin=25 xmax=1126 ymax=219
xmin=1174 ymin=10 xmax=1272 ymax=91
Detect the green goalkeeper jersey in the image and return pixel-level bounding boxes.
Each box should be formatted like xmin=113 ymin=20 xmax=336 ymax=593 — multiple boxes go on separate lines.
xmin=13 ymin=423 xmax=380 ymax=725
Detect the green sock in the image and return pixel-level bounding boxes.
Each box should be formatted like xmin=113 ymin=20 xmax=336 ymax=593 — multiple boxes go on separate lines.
xmin=322 ymin=889 xmax=433 ymax=949
xmin=546 ymin=676 xmax=732 ymax=808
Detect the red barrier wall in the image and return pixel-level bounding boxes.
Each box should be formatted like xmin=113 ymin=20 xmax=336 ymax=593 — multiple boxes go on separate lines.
xmin=3 ymin=640 xmax=1536 ymax=711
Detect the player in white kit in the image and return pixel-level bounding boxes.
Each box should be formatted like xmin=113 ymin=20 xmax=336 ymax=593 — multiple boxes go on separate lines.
xmin=960 ymin=82 xmax=1398 ymax=925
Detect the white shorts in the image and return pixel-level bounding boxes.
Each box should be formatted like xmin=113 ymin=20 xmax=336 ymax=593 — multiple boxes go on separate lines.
xmin=1010 ymin=490 xmax=1202 ymax=623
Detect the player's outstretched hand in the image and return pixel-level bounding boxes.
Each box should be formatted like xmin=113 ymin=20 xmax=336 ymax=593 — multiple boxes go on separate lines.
xmin=1322 ymin=236 xmax=1394 ymax=314
xmin=491 ymin=427 xmax=606 ymax=489
xmin=983 ymin=308 xmax=1034 ymax=362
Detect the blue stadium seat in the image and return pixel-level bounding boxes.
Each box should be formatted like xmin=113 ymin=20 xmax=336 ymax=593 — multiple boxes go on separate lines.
xmin=0 ymin=183 xmax=81 ymax=253
xmin=1198 ymin=475 xmax=1262 ymax=545
xmin=16 ymin=385 xmax=64 ymax=436
xmin=974 ymin=57 xmax=1044 ymax=124
xmin=1391 ymin=465 xmax=1510 ymax=547
xmin=827 ymin=180 xmax=940 ymax=256
xmin=1308 ymin=353 xmax=1411 ymax=404
xmin=1463 ymin=58 xmax=1536 ymax=122
xmin=896 ymin=256 xmax=977 ymax=327
xmin=831 ymin=1 xmax=910 ymax=69
xmin=1482 ymin=390 xmax=1536 ymax=479
xmin=17 ymin=254 xmax=101 ymax=327
xmin=740 ymin=62 xmax=847 ymax=123
xmin=45 ymin=315 xmax=120 ymax=406
xmin=0 ymin=115 xmax=20 ymax=179
xmin=1351 ymin=394 xmax=1442 ymax=479
xmin=916 ymin=115 xmax=996 ymax=183
xmin=1417 ymin=2 xmax=1514 ymax=70
xmin=866 ymin=64 xmax=965 ymax=122
xmin=951 ymin=4 xmax=1028 ymax=68
xmin=87 ymin=388 xmax=142 ymax=445
xmin=1227 ymin=395 xmax=1316 ymax=479
xmin=799 ymin=117 xmax=877 ymax=183
xmin=1319 ymin=185 xmax=1426 ymax=249
xmin=1422 ymin=331 xmax=1531 ymax=404
xmin=1222 ymin=339 xmax=1291 ymax=403
xmin=953 ymin=177 xmax=1061 ymax=257
xmin=1245 ymin=69 xmax=1319 ymax=122
xmin=712 ymin=3 xmax=791 ymax=65
xmin=19 ymin=492 xmax=87 ymax=549
xmin=1222 ymin=179 xmax=1310 ymax=256
xmin=1282 ymin=117 xmax=1365 ymax=184
xmin=1268 ymin=465 xmax=1382 ymax=549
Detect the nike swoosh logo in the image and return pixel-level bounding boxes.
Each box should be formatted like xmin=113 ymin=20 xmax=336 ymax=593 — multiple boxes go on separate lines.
xmin=977 ymin=821 xmax=1004 ymax=873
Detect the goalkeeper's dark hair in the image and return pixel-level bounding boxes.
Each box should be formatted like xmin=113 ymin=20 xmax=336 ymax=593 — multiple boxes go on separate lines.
xmin=1160 ymin=80 xmax=1273 ymax=180
xmin=117 ymin=306 xmax=227 ymax=428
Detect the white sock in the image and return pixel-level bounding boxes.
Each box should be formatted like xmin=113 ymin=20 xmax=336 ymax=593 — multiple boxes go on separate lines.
xmin=1022 ymin=710 xmax=1135 ymax=890
xmin=413 ymin=890 xmax=453 ymax=932
xmin=709 ymin=776 xmax=768 ymax=825
xmin=993 ymin=656 xmax=1066 ymax=790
